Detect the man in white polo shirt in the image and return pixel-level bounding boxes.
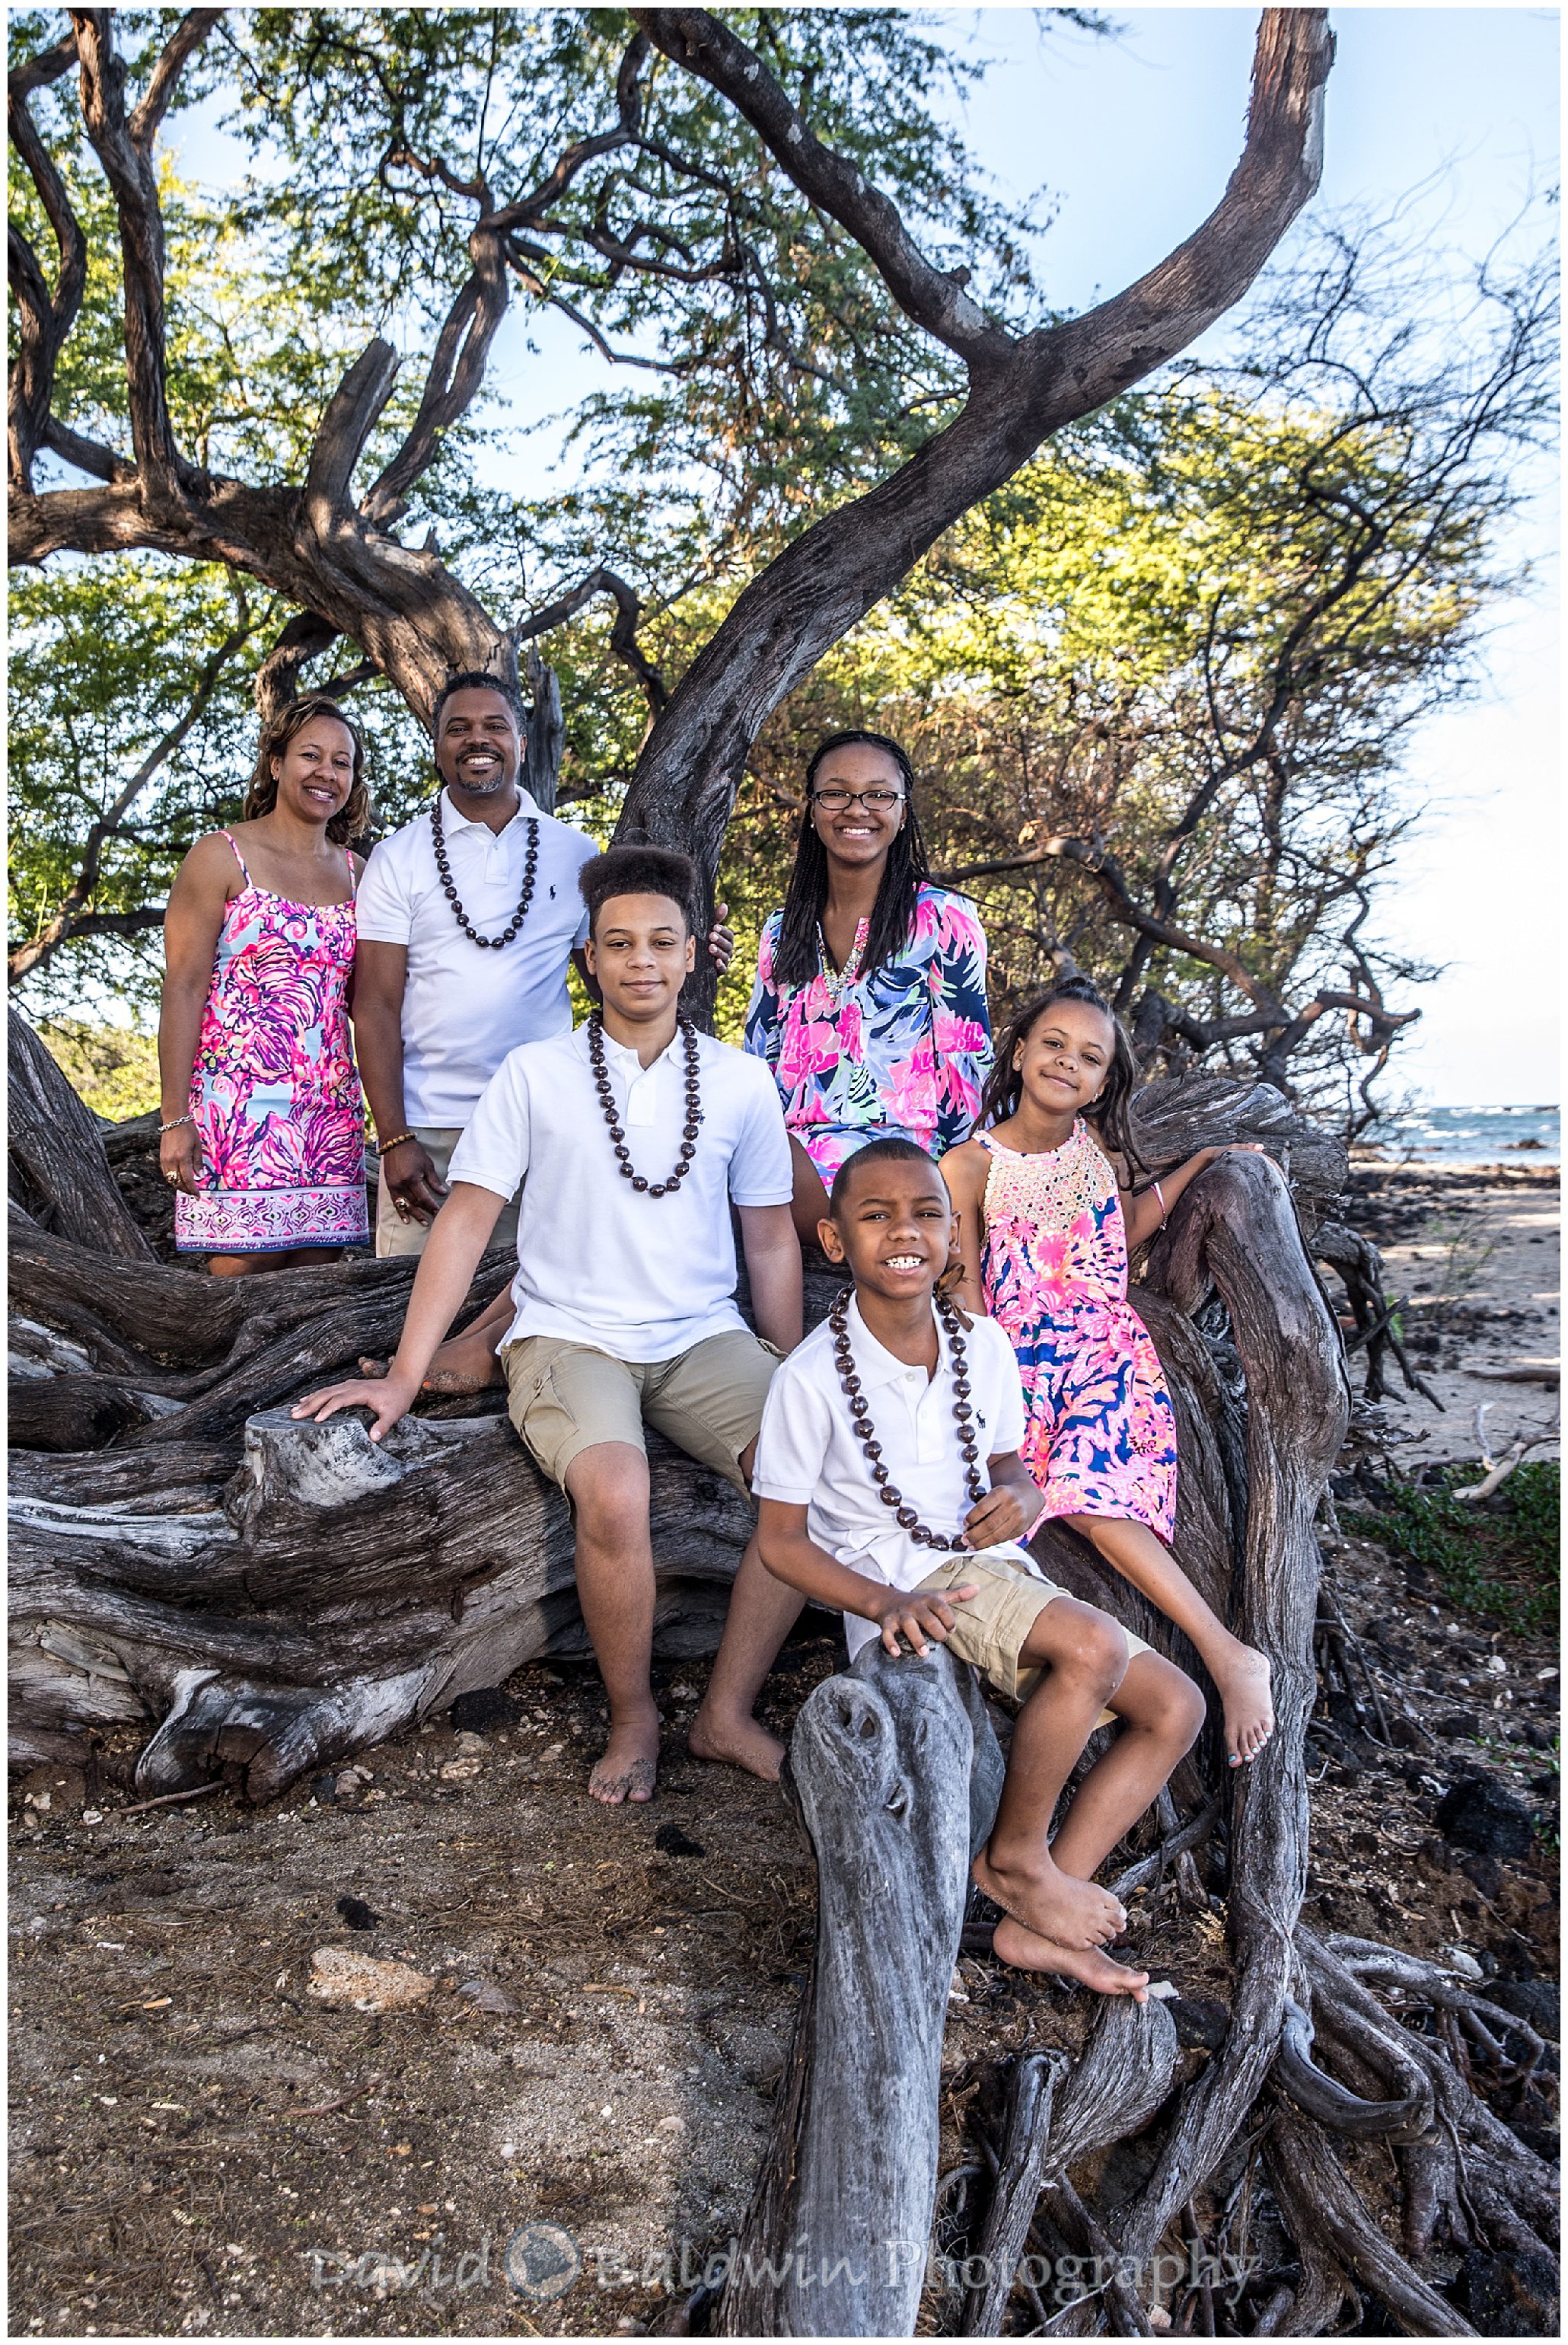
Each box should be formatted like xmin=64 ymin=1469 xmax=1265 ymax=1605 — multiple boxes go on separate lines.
xmin=296 ymin=845 xmax=806 ymax=1806
xmin=354 ymin=671 xmax=731 ymax=1259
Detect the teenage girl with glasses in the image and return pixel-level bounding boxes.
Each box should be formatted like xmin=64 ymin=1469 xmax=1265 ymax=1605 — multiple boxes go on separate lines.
xmin=744 ymin=729 xmax=994 ymax=1248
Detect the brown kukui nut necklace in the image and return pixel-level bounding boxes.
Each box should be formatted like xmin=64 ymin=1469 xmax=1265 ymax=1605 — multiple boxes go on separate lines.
xmin=588 ymin=1010 xmax=703 ymax=1197
xmin=432 ymin=794 xmax=539 ymax=948
xmin=828 ymin=1287 xmax=984 ymax=1546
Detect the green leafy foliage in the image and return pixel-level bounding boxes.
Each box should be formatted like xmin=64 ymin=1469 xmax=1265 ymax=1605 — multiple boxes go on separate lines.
xmin=1346 ymin=1462 xmax=1560 ymax=1635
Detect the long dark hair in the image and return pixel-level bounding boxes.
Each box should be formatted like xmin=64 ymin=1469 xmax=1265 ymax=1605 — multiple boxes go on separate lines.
xmin=771 ymin=729 xmax=932 ymax=988
xmin=980 ymin=976 xmax=1144 ymax=1173
xmin=244 ymin=694 xmax=370 ymax=845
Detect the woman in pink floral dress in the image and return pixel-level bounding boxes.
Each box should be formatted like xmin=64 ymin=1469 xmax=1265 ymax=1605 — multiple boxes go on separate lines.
xmin=159 ymin=695 xmax=371 ymax=1275
xmin=943 ymin=975 xmax=1276 ymax=1767
xmin=744 ymin=729 xmax=993 ymax=1243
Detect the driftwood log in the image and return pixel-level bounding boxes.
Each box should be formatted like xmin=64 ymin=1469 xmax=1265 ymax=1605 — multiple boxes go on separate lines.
xmin=8 ymin=1013 xmax=1555 ymax=2334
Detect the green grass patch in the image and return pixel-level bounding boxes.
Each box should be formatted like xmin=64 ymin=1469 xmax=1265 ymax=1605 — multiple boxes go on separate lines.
xmin=1347 ymin=1460 xmax=1560 ymax=1633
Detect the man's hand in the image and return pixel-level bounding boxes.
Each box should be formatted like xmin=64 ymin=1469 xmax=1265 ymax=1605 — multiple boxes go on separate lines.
xmin=872 ymin=1584 xmax=977 ymax=1659
xmin=706 ymin=898 xmax=735 ymax=978
xmin=961 ymin=1481 xmax=1035 ymax=1549
xmin=381 ymin=1137 xmax=447 ymax=1226
xmin=291 ymin=1373 xmax=418 ymax=1444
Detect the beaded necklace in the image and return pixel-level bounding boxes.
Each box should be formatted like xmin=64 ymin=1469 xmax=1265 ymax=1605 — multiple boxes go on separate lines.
xmin=827 ymin=1289 xmax=984 ymax=1549
xmin=815 ymin=915 xmax=870 ymax=1010
xmin=587 ymin=1011 xmax=703 ymax=1198
xmin=431 ymin=793 xmax=539 ymax=949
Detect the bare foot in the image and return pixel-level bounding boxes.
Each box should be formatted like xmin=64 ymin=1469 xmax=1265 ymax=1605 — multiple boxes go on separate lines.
xmin=992 ymin=1916 xmax=1150 ymax=2000
xmin=355 ymin=1326 xmax=503 ymax=1397
xmin=973 ymin=1844 xmax=1127 ymax=1951
xmin=588 ymin=1708 xmax=661 ymax=1805
xmin=688 ymin=1704 xmax=785 ymax=1783
xmin=1209 ymin=1642 xmax=1274 ymax=1766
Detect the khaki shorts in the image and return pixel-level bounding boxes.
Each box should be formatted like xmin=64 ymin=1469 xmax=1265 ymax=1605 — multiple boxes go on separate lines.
xmin=374 ymin=1127 xmax=520 ymax=1260
xmin=912 ymin=1551 xmax=1152 ymax=1714
xmin=501 ymin=1327 xmax=781 ymax=1495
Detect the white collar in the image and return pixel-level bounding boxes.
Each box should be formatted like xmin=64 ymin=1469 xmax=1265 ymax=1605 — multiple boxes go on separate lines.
xmin=438 ymin=784 xmax=541 ymax=836
xmin=579 ymin=1023 xmax=683 ymax=1078
xmin=846 ymin=1293 xmax=944 ymax=1393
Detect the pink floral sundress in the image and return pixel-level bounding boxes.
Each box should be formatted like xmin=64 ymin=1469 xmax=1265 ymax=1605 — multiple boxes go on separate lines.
xmin=980 ymin=1122 xmax=1178 ymax=1540
xmin=174 ymin=831 xmax=369 ymax=1255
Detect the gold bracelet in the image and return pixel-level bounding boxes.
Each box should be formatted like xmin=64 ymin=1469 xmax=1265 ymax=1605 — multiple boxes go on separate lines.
xmin=379 ymin=1130 xmax=418 ymax=1153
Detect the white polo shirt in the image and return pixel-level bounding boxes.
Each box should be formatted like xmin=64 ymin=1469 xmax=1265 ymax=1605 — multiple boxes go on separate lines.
xmin=447 ymin=1023 xmax=794 ymax=1361
xmin=753 ymin=1296 xmax=1037 ymax=1661
xmin=355 ymin=788 xmax=598 ymax=1128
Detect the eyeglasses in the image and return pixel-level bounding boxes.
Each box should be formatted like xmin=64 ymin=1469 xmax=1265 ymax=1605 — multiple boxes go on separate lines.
xmin=812 ymin=786 xmax=906 ymax=811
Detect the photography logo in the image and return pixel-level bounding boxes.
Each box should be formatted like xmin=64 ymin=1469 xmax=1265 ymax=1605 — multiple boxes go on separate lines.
xmin=505 ymin=2222 xmax=582 ymax=2302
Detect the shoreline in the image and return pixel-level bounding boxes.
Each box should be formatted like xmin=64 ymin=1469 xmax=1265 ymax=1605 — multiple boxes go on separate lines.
xmin=1343 ymin=1161 xmax=1560 ymax=1466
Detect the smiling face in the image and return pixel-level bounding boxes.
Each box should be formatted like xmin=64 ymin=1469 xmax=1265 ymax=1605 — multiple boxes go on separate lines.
xmin=435 ymin=687 xmax=522 ymax=802
xmin=271 ymin=715 xmax=357 ymax=828
xmin=808 ymin=741 xmax=907 ymax=874
xmin=584 ymin=892 xmax=696 ymax=1023
xmin=1015 ymin=997 xmax=1117 ymax=1119
xmin=821 ymin=1153 xmax=957 ymax=1306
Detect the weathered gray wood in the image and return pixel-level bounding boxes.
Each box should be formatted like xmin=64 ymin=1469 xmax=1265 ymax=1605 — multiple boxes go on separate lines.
xmin=8 ymin=1010 xmax=152 ymax=1259
xmin=719 ymin=1641 xmax=990 ymax=2337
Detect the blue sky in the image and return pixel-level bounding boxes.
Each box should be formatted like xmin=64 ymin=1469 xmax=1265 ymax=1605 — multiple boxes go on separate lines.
xmin=167 ymin=8 xmax=1560 ymax=1104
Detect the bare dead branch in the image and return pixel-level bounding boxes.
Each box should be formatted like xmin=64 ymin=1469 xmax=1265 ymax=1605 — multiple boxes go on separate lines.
xmin=512 ymin=566 xmax=668 ymax=717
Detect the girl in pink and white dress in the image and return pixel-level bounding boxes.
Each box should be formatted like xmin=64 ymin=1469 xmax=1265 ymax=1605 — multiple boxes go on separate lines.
xmin=158 ymin=695 xmax=371 ymax=1275
xmin=942 ymin=975 xmax=1275 ymax=1767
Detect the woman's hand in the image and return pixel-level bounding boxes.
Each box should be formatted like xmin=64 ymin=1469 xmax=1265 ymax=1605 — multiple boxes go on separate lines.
xmin=291 ymin=1372 xmax=419 ymax=1443
xmin=159 ymin=1120 xmax=205 ymax=1195
xmin=873 ymin=1584 xmax=978 ymax=1659
xmin=381 ymin=1136 xmax=447 ymax=1226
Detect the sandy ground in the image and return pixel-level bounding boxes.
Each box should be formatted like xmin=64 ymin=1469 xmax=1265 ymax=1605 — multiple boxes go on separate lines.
xmin=8 ymin=1160 xmax=1560 ymax=2338
xmin=1343 ymin=1163 xmax=1560 ymax=1464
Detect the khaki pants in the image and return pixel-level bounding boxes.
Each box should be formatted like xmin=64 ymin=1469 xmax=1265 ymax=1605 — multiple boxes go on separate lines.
xmin=374 ymin=1125 xmax=520 ymax=1260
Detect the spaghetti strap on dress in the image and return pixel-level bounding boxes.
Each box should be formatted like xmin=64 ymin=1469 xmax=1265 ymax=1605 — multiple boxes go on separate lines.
xmin=174 ymin=838 xmax=368 ymax=1255
xmin=979 ymin=1122 xmax=1178 ymax=1541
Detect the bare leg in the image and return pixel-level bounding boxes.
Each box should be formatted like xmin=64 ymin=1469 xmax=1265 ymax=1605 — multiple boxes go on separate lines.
xmin=787 ymin=1136 xmax=832 ymax=1252
xmin=359 ymin=1284 xmax=512 ymax=1391
xmin=971 ymin=1597 xmax=1132 ymax=1949
xmin=1066 ymin=1513 xmax=1273 ymax=1766
xmin=1050 ymin=1651 xmax=1206 ymax=1883
xmin=563 ymin=1441 xmax=661 ymax=1804
xmin=209 ymin=1245 xmax=343 ymax=1278
xmin=690 ymin=1536 xmax=805 ymax=1782
xmin=989 ymin=1651 xmax=1203 ymax=1998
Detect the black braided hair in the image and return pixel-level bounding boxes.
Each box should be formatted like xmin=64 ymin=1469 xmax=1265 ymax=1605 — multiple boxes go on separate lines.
xmin=771 ymin=729 xmax=933 ymax=990
xmin=980 ymin=976 xmax=1144 ymax=1174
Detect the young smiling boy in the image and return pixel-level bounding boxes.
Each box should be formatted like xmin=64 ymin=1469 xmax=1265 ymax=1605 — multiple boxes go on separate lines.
xmin=751 ymin=1137 xmax=1206 ymax=1995
xmin=296 ymin=847 xmax=805 ymax=1804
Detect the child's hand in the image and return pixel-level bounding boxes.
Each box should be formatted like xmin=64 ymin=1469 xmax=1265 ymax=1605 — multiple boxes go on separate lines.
xmin=961 ymin=1484 xmax=1034 ymax=1549
xmin=291 ymin=1374 xmax=417 ymax=1443
xmin=874 ymin=1586 xmax=977 ymax=1659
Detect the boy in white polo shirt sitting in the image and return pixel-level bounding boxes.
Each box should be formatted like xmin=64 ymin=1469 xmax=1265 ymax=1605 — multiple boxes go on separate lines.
xmin=296 ymin=846 xmax=805 ymax=1804
xmin=752 ymin=1137 xmax=1206 ymax=1996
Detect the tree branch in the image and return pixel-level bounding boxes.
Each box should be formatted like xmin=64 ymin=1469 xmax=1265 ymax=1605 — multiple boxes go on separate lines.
xmin=304 ymin=340 xmax=401 ymax=530
xmin=632 ymin=8 xmax=1012 ymax=369
xmin=129 ymin=8 xmax=223 ymax=155
xmin=512 ymin=566 xmax=668 ymax=717
xmin=8 ymin=27 xmax=88 ymax=487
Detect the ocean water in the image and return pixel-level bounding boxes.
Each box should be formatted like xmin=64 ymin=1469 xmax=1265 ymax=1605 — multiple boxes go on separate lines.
xmin=1366 ymin=1103 xmax=1560 ymax=1166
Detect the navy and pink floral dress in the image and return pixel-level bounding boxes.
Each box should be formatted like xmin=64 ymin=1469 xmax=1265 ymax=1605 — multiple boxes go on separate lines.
xmin=174 ymin=832 xmax=369 ymax=1255
xmin=744 ymin=883 xmax=993 ymax=1182
xmin=979 ymin=1122 xmax=1178 ymax=1541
